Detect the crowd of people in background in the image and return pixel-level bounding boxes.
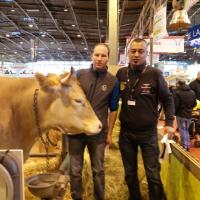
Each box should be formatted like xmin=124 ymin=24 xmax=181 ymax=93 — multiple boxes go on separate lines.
xmin=173 ymin=80 xmax=197 ymax=151
xmin=167 ymin=71 xmax=200 ymax=152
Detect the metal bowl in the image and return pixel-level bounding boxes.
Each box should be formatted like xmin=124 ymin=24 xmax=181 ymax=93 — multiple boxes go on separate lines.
xmin=26 ymin=173 xmax=60 ymax=198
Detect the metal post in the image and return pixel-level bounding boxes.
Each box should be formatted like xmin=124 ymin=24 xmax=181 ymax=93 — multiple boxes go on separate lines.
xmin=108 ymin=0 xmax=119 ymax=65
xmin=149 ymin=0 xmax=155 ymax=66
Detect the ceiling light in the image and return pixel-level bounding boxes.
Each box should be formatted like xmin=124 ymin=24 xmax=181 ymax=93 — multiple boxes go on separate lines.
xmin=14 ymin=51 xmax=17 ymax=54
xmin=26 ymin=9 xmax=40 ymax=12
xmin=84 ymin=47 xmax=87 ymax=50
xmin=6 ymin=34 xmax=10 ymax=37
xmin=28 ymin=24 xmax=33 ymax=28
xmin=47 ymin=29 xmax=58 ymax=32
xmin=72 ymin=24 xmax=76 ymax=27
xmin=64 ymin=8 xmax=68 ymax=12
xmin=77 ymin=34 xmax=81 ymax=38
xmin=23 ymin=17 xmax=35 ymax=22
xmin=20 ymin=41 xmax=23 ymax=44
xmin=11 ymin=31 xmax=21 ymax=36
xmin=11 ymin=9 xmax=15 ymax=12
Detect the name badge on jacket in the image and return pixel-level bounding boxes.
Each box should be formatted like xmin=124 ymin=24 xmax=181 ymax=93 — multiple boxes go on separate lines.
xmin=127 ymin=100 xmax=136 ymax=106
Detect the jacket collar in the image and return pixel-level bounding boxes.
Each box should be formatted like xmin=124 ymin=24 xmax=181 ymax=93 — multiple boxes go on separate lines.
xmin=128 ymin=62 xmax=146 ymax=72
xmin=90 ymin=64 xmax=108 ymax=75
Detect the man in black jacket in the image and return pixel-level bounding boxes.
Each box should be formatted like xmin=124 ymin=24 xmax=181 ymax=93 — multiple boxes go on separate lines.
xmin=174 ymin=80 xmax=196 ymax=151
xmin=116 ymin=38 xmax=175 ymax=200
xmin=189 ymin=71 xmax=200 ymax=100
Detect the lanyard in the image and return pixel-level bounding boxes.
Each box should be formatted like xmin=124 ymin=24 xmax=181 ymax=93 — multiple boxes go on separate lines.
xmin=127 ymin=66 xmax=147 ymax=96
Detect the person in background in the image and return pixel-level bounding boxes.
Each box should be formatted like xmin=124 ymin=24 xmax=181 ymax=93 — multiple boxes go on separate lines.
xmin=116 ymin=38 xmax=175 ymax=200
xmin=174 ymin=80 xmax=196 ymax=151
xmin=68 ymin=43 xmax=119 ymax=200
xmin=189 ymin=71 xmax=200 ymax=100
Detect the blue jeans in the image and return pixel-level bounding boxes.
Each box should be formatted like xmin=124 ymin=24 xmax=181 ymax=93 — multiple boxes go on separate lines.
xmin=176 ymin=116 xmax=191 ymax=150
xmin=119 ymin=127 xmax=166 ymax=200
xmin=68 ymin=136 xmax=106 ymax=200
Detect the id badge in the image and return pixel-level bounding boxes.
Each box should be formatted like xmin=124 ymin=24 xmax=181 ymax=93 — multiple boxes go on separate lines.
xmin=127 ymin=100 xmax=136 ymax=106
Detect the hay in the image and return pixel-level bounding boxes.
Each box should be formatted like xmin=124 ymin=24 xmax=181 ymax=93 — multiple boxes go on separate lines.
xmin=24 ymin=119 xmax=149 ymax=200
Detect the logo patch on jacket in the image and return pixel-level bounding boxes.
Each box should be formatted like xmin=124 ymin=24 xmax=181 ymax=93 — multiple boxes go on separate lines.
xmin=141 ymin=83 xmax=151 ymax=94
xmin=101 ymin=84 xmax=107 ymax=91
xmin=120 ymin=82 xmax=126 ymax=91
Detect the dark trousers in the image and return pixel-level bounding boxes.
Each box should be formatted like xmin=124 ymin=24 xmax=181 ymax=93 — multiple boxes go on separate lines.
xmin=68 ymin=136 xmax=106 ymax=200
xmin=119 ymin=127 xmax=166 ymax=200
xmin=176 ymin=116 xmax=191 ymax=150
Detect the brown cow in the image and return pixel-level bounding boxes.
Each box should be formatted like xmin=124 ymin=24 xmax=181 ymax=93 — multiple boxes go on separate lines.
xmin=0 ymin=68 xmax=102 ymax=160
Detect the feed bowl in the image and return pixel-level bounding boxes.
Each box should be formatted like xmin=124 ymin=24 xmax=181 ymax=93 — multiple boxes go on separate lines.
xmin=26 ymin=173 xmax=60 ymax=198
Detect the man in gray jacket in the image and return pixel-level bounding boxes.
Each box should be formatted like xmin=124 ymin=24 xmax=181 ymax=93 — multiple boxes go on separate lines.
xmin=68 ymin=43 xmax=119 ymax=200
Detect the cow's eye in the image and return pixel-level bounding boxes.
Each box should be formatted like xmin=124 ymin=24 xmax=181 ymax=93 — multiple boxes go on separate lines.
xmin=74 ymin=99 xmax=83 ymax=104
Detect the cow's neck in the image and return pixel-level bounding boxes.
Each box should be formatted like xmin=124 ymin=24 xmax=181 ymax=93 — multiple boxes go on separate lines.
xmin=12 ymin=86 xmax=55 ymax=160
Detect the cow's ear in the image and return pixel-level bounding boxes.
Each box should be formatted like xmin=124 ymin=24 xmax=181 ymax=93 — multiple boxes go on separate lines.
xmin=35 ymin=72 xmax=60 ymax=93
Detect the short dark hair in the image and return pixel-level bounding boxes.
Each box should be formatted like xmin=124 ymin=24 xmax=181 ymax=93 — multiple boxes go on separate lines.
xmin=93 ymin=43 xmax=110 ymax=56
xmin=132 ymin=38 xmax=147 ymax=44
xmin=128 ymin=38 xmax=148 ymax=50
xmin=177 ymin=79 xmax=186 ymax=85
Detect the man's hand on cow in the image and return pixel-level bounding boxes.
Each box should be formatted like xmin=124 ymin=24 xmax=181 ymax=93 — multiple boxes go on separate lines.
xmin=164 ymin=126 xmax=175 ymax=140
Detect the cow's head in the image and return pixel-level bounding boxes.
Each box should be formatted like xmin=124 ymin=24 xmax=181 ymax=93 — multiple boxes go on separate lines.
xmin=35 ymin=68 xmax=102 ymax=135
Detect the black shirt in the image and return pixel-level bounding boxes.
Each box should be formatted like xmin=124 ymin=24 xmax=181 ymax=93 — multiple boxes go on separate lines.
xmin=116 ymin=64 xmax=174 ymax=132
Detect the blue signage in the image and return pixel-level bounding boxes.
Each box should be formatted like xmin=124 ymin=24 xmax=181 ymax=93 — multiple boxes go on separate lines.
xmin=188 ymin=24 xmax=200 ymax=41
xmin=188 ymin=24 xmax=200 ymax=48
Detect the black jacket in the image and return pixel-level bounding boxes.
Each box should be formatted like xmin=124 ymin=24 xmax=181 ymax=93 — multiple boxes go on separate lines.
xmin=116 ymin=64 xmax=174 ymax=132
xmin=174 ymin=84 xmax=196 ymax=119
xmin=189 ymin=79 xmax=200 ymax=100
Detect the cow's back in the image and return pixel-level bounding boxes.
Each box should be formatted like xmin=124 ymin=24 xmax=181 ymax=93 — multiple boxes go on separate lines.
xmin=0 ymin=76 xmax=36 ymax=96
xmin=0 ymin=76 xmax=38 ymax=153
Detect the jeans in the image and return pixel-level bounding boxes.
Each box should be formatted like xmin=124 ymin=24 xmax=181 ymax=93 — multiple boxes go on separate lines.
xmin=176 ymin=116 xmax=191 ymax=150
xmin=68 ymin=136 xmax=106 ymax=200
xmin=119 ymin=127 xmax=166 ymax=200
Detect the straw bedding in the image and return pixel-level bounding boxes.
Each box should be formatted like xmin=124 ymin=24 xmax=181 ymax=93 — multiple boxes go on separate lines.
xmin=24 ymin=121 xmax=148 ymax=200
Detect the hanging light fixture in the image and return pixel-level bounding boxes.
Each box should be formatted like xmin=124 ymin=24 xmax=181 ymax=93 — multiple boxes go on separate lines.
xmin=169 ymin=0 xmax=191 ymax=29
